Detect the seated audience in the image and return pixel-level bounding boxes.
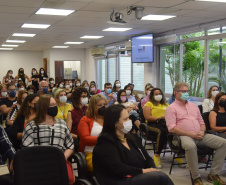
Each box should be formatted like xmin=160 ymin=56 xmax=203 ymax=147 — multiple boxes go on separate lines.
xmin=77 ymin=94 xmax=107 ymax=172
xmin=0 ymin=85 xmax=7 ymax=99
xmin=93 ymin=104 xmax=174 ymax=185
xmin=22 ymin=95 xmax=74 ymax=160
xmin=165 ymin=82 xmax=226 ymax=185
xmin=115 ymin=89 xmax=140 ymax=133
xmin=112 ymin=80 xmax=121 ymax=94
xmin=52 ymin=81 xmax=64 ymax=94
xmin=209 ymin=92 xmax=226 ymax=139
xmin=141 ymin=84 xmax=154 ymax=107
xmin=89 ymin=82 xmax=101 ymax=96
xmin=143 ymin=88 xmax=169 ymax=168
xmin=64 ymin=81 xmax=72 ymax=103
xmin=37 ymin=81 xmax=50 ymax=96
xmin=17 ymin=82 xmax=25 ymax=91
xmin=54 ymin=89 xmax=73 ymax=122
xmin=100 ymin=82 xmax=117 ymax=107
xmin=124 ymin=85 xmax=137 ymax=103
xmin=129 ymin=83 xmax=140 ymax=102
xmin=67 ymin=87 xmax=89 ymax=151
xmin=11 ymin=94 xmax=39 ymax=150
xmin=49 ymin=78 xmax=55 ymax=92
xmin=168 ymin=88 xmax=176 ymax=105
xmin=82 ymin=80 xmax=89 ymax=91
xmin=26 ymin=85 xmax=36 ymax=94
xmin=203 ymin=85 xmax=219 ymax=113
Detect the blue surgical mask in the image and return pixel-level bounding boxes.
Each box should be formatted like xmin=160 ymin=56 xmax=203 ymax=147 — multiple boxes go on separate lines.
xmin=15 ymin=83 xmax=18 ymax=87
xmin=85 ymin=86 xmax=89 ymax=90
xmin=9 ymin=90 xmax=16 ymax=97
xmin=42 ymin=87 xmax=48 ymax=94
xmin=106 ymin=89 xmax=112 ymax=94
xmin=180 ymin=93 xmax=189 ymax=101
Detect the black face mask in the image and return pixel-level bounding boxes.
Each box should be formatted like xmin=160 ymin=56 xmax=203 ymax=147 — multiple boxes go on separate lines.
xmin=98 ymin=106 xmax=106 ymax=116
xmin=47 ymin=106 xmax=58 ymax=117
xmin=219 ymin=100 xmax=226 ymax=108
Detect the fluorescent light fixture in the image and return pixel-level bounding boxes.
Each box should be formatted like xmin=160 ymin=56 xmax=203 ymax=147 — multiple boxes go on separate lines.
xmin=52 ymin=46 xmax=69 ymax=48
xmin=12 ymin=33 xmax=36 ymax=37
xmin=36 ymin=8 xmax=75 ymax=16
xmin=64 ymin=42 xmax=84 ymax=44
xmin=137 ymin=36 xmax=153 ymax=39
xmin=2 ymin=44 xmax=18 ymax=47
xmin=22 ymin=23 xmax=50 ymax=29
xmin=103 ymin=27 xmax=132 ymax=32
xmin=6 ymin=40 xmax=26 ymax=43
xmin=142 ymin=14 xmax=176 ymax=21
xmin=196 ymin=0 xmax=226 ymax=2
xmin=0 ymin=48 xmax=13 ymax=50
xmin=80 ymin=36 xmax=104 ymax=39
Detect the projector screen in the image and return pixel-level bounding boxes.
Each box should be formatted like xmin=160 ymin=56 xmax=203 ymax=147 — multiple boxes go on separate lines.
xmin=132 ymin=33 xmax=153 ymax=63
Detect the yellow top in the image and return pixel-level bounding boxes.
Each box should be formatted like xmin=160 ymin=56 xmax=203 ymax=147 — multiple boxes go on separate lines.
xmin=55 ymin=103 xmax=72 ymax=121
xmin=144 ymin=101 xmax=169 ymax=118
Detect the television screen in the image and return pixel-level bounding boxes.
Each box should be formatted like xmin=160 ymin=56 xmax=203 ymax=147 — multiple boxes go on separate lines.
xmin=131 ymin=33 xmax=153 ymax=63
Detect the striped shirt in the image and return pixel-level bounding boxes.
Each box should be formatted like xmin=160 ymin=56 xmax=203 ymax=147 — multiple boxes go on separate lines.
xmin=22 ymin=118 xmax=74 ymax=151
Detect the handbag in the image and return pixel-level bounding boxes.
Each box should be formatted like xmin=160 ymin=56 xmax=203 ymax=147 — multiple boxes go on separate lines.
xmin=66 ymin=160 xmax=75 ymax=185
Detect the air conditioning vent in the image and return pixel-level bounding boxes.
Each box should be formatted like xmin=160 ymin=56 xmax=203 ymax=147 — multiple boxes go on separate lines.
xmin=91 ymin=47 xmax=105 ymax=56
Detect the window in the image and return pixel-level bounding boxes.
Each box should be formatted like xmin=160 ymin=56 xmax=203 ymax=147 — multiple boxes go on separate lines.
xmin=181 ymin=31 xmax=205 ymax=39
xmin=119 ymin=51 xmax=131 ymax=88
xmin=133 ymin=63 xmax=144 ymax=91
xmin=97 ymin=59 xmax=106 ymax=90
xmin=107 ymin=56 xmax=117 ymax=86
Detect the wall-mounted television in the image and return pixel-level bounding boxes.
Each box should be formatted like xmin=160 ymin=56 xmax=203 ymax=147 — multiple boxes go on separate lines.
xmin=131 ymin=33 xmax=153 ymax=63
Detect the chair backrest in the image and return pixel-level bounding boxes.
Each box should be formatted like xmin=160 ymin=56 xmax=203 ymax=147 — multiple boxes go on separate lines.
xmin=202 ymin=112 xmax=211 ymax=131
xmin=198 ymin=104 xmax=203 ymax=114
xmin=139 ymin=109 xmax=145 ymax=123
xmin=73 ymin=152 xmax=88 ymax=179
xmin=13 ymin=146 xmax=69 ymax=185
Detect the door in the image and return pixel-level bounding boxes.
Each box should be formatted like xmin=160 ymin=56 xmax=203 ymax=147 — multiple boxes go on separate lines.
xmin=55 ymin=61 xmax=64 ymax=84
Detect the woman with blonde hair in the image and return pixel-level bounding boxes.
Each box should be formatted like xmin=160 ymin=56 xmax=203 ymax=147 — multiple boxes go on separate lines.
xmin=203 ymin=85 xmax=219 ymax=113
xmin=77 ymin=94 xmax=107 ymax=172
xmin=54 ymin=89 xmax=73 ymax=122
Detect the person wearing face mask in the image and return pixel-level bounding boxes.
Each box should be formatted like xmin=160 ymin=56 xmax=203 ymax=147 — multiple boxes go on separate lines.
xmin=74 ymin=79 xmax=81 ymax=89
xmin=112 ymin=80 xmax=121 ymax=94
xmin=93 ymin=104 xmax=174 ymax=185
xmin=124 ymin=85 xmax=137 ymax=104
xmin=37 ymin=81 xmax=52 ymax=96
xmin=143 ymin=88 xmax=169 ymax=169
xmin=22 ymin=95 xmax=74 ymax=162
xmin=11 ymin=94 xmax=39 ymax=150
xmin=67 ymin=87 xmax=89 ymax=152
xmin=49 ymin=78 xmax=55 ymax=93
xmin=64 ymin=82 xmax=72 ymax=103
xmin=165 ymin=82 xmax=226 ymax=185
xmin=3 ymin=70 xmax=14 ymax=86
xmin=115 ymin=90 xmax=140 ymax=134
xmin=29 ymin=68 xmax=39 ymax=92
xmin=89 ymin=83 xmax=101 ymax=96
xmin=17 ymin=82 xmax=25 ymax=92
xmin=141 ymin=85 xmax=154 ymax=108
xmin=203 ymin=85 xmax=220 ymax=113
xmin=38 ymin=67 xmax=48 ymax=82
xmin=69 ymin=80 xmax=73 ymax=88
xmin=129 ymin=83 xmax=140 ymax=102
xmin=54 ymin=89 xmax=73 ymax=122
xmin=26 ymin=85 xmax=36 ymax=95
xmin=52 ymin=81 xmax=64 ymax=94
xmin=77 ymin=94 xmax=107 ymax=172
xmin=209 ymin=92 xmax=226 ymax=139
xmin=81 ymin=80 xmax=90 ymax=91
xmin=15 ymin=68 xmax=30 ymax=88
xmin=100 ymin=82 xmax=117 ymax=107
xmin=0 ymin=85 xmax=8 ymax=99
xmin=0 ymin=83 xmax=17 ymax=129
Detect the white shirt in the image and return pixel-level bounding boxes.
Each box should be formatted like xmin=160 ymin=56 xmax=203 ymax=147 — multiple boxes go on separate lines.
xmin=202 ymin=98 xmax=214 ymax=113
xmin=84 ymin=121 xmax=102 ymax=153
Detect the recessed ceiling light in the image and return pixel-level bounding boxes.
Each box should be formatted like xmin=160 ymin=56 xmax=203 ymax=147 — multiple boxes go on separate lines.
xmin=36 ymin=8 xmax=75 ymax=16
xmin=0 ymin=48 xmax=13 ymax=50
xmin=52 ymin=46 xmax=69 ymax=48
xmin=196 ymin=0 xmax=226 ymax=2
xmin=103 ymin=27 xmax=132 ymax=32
xmin=6 ymin=40 xmax=26 ymax=43
xmin=64 ymin=42 xmax=84 ymax=44
xmin=2 ymin=44 xmax=18 ymax=47
xmin=22 ymin=23 xmax=50 ymax=29
xmin=80 ymin=36 xmax=104 ymax=39
xmin=12 ymin=33 xmax=36 ymax=37
xmin=141 ymin=14 xmax=176 ymax=21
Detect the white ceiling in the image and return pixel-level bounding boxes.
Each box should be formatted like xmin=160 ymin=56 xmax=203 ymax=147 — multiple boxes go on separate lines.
xmin=1 ymin=0 xmax=226 ymax=50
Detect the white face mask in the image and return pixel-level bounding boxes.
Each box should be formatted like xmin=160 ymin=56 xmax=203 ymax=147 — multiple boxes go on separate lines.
xmin=50 ymin=81 xmax=54 ymax=84
xmin=81 ymin=97 xmax=88 ymax=105
xmin=59 ymin=84 xmax=64 ymax=88
xmin=33 ymin=71 xmax=36 ymax=74
xmin=59 ymin=96 xmax=67 ymax=103
xmin=119 ymin=119 xmax=132 ymax=134
xmin=116 ymin=84 xmax=121 ymax=88
xmin=212 ymin=90 xmax=219 ymax=98
xmin=76 ymin=83 xmax=80 ymax=87
xmin=9 ymin=73 xmax=12 ymax=76
xmin=1 ymin=92 xmax=7 ymax=97
xmin=65 ymin=85 xmax=70 ymax=89
xmin=41 ymin=71 xmax=44 ymax=74
xmin=154 ymin=95 xmax=162 ymax=101
xmin=69 ymin=83 xmax=73 ymax=87
xmin=126 ymin=90 xmax=131 ymax=95
xmin=18 ymin=88 xmax=25 ymax=91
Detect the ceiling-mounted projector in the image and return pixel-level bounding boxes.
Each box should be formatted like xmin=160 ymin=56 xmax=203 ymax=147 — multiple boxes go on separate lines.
xmin=107 ymin=9 xmax=127 ymax=25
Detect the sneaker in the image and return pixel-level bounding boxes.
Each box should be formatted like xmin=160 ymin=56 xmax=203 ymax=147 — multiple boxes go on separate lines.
xmin=207 ymin=174 xmax=226 ymax=185
xmin=176 ymin=158 xmax=186 ymax=168
xmin=153 ymin=155 xmax=162 ymax=169
xmin=193 ymin=177 xmax=203 ymax=185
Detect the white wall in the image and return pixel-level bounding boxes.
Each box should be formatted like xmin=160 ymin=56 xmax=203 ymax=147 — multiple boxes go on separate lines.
xmin=0 ymin=50 xmax=43 ymax=83
xmin=85 ymin=48 xmax=96 ymax=82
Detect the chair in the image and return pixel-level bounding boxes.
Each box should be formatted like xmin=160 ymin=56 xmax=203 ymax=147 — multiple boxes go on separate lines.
xmin=202 ymin=112 xmax=217 ymax=135
xmin=198 ymin=104 xmax=203 ymax=114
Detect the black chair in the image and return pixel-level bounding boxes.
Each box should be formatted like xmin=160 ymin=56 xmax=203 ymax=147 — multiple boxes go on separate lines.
xmin=198 ymin=104 xmax=203 ymax=114
xmin=202 ymin=112 xmax=217 ymax=135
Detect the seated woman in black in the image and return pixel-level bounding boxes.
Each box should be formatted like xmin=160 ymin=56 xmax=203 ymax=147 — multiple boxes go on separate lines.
xmin=209 ymin=92 xmax=226 ymax=139
xmin=93 ymin=104 xmax=174 ymax=185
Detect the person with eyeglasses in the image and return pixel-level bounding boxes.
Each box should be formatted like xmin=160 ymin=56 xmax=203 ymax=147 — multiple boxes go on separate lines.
xmin=165 ymin=82 xmax=226 ymax=185
xmin=203 ymin=85 xmax=220 ymax=113
xmin=37 ymin=80 xmax=51 ymax=96
xmin=67 ymin=87 xmax=89 ymax=152
xmin=100 ymin=82 xmax=117 ymax=107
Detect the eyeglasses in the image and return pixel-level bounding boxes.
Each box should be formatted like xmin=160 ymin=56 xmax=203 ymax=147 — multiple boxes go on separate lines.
xmin=177 ymin=90 xmax=190 ymax=93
